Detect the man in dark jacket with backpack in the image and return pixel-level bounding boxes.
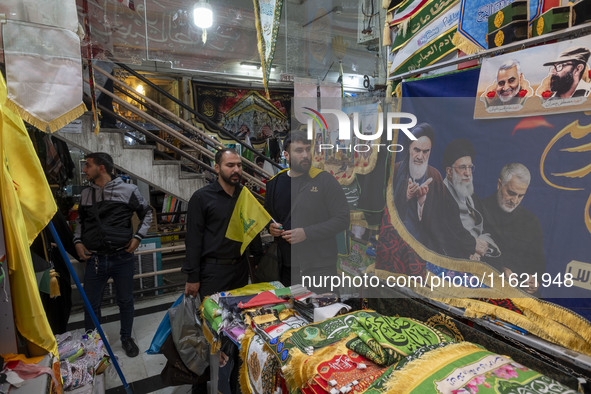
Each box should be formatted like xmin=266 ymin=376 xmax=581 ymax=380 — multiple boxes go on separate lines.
xmin=74 ymin=152 xmax=152 ymax=357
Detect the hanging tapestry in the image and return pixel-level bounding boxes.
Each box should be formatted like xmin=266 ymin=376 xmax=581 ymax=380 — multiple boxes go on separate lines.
xmin=193 ymin=84 xmax=291 ymax=146
xmin=253 ymin=0 xmax=284 ymax=98
xmin=2 ymin=18 xmax=85 ymax=132
xmin=310 ymin=103 xmax=382 ymax=186
xmin=453 ymin=0 xmax=542 ymax=53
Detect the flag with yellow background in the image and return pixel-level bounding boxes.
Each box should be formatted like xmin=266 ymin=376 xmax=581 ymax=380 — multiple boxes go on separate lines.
xmin=225 ymin=187 xmax=272 ymax=254
xmin=0 ymin=72 xmax=58 ymax=357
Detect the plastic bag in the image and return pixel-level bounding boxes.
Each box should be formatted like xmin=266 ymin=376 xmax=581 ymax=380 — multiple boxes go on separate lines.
xmin=169 ymin=295 xmax=210 ymax=376
xmin=147 ymin=293 xmax=184 ymax=354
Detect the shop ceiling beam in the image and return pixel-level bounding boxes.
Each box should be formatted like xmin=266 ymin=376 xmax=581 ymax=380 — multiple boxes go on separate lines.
xmin=389 ymin=21 xmax=591 ymax=82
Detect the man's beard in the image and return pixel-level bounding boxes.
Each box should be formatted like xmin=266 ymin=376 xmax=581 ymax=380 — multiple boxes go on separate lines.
xmin=291 ymin=158 xmax=311 ymax=174
xmin=409 ymin=160 xmax=428 ymax=180
xmin=498 ymin=83 xmax=520 ymax=103
xmin=497 ymin=190 xmax=517 ymax=213
xmin=550 ymin=71 xmax=575 ymax=95
xmin=220 ymin=171 xmax=241 ymax=185
xmin=451 ymin=170 xmax=474 ymax=200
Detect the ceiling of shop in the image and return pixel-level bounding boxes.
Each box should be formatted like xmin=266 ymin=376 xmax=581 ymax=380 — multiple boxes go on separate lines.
xmin=81 ymin=0 xmax=388 ymax=88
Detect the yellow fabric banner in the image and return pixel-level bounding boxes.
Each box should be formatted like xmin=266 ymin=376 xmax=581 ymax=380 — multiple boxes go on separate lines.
xmin=0 ymin=73 xmax=58 ymax=357
xmin=225 ymin=188 xmax=272 ymax=255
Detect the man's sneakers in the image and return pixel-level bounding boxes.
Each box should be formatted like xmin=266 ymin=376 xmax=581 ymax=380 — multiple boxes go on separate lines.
xmin=121 ymin=337 xmax=139 ymax=358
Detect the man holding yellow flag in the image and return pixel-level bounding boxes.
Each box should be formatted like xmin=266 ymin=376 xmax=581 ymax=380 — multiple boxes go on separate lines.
xmin=182 ymin=148 xmax=266 ymax=299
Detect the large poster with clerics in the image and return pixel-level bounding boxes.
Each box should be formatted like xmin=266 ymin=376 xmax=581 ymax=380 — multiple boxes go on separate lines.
xmin=475 ymin=36 xmax=591 ymax=118
xmin=374 ymin=68 xmax=591 ymax=316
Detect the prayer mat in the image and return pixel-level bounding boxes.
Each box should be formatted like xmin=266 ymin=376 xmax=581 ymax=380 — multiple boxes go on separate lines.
xmin=346 ymin=316 xmax=452 ymax=366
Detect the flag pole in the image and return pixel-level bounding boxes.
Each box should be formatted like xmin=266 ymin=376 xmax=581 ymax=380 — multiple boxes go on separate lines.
xmin=47 ymin=222 xmax=133 ymax=394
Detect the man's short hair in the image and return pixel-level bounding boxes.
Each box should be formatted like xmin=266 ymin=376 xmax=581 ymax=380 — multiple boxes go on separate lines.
xmin=499 ymin=163 xmax=531 ymax=186
xmin=86 ymin=152 xmax=114 ymax=175
xmin=283 ymin=130 xmax=311 ymax=152
xmin=255 ymin=156 xmax=265 ymax=165
xmin=498 ymin=59 xmax=521 ymax=76
xmin=215 ymin=148 xmax=239 ymax=165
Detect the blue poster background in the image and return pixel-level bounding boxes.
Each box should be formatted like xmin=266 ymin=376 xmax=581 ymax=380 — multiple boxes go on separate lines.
xmin=400 ymin=68 xmax=591 ymax=319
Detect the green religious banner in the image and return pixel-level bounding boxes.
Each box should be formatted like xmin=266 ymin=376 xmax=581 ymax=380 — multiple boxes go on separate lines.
xmin=253 ymin=0 xmax=284 ymax=99
xmin=390 ymin=2 xmax=459 ymax=76
xmin=391 ymin=0 xmax=459 ymax=52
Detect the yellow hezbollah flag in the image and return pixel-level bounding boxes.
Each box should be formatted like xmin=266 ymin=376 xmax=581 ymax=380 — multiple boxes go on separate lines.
xmin=225 ymin=187 xmax=272 ymax=254
xmin=0 ymin=72 xmax=58 ymax=357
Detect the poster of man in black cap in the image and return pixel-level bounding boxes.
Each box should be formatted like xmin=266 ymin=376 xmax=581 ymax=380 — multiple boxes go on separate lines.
xmin=475 ymin=37 xmax=591 ymax=119
xmin=536 ymin=46 xmax=591 ymax=101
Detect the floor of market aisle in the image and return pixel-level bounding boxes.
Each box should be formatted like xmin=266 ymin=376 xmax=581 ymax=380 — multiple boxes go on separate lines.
xmin=68 ymin=292 xmax=192 ymax=394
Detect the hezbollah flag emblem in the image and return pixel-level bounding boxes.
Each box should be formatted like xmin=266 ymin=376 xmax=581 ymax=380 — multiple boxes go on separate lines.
xmin=225 ymin=188 xmax=272 ymax=254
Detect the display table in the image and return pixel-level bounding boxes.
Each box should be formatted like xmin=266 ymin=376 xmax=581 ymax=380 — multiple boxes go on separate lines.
xmin=198 ymin=282 xmax=584 ymax=393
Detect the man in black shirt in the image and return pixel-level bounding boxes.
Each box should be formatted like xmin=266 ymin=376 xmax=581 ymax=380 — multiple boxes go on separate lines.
xmin=265 ymin=131 xmax=350 ymax=287
xmin=183 ymin=148 xmax=250 ymax=298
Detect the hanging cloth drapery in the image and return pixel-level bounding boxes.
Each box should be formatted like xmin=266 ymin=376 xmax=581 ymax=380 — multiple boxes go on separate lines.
xmin=2 ymin=19 xmax=85 ymax=132
xmin=253 ymin=0 xmax=284 ymax=99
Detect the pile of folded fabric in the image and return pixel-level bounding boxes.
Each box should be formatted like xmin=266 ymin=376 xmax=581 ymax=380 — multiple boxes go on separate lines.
xmin=238 ymin=309 xmax=578 ymax=394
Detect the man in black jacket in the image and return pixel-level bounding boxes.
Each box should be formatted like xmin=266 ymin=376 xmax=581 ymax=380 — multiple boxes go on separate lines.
xmin=74 ymin=152 xmax=152 ymax=358
xmin=265 ymin=131 xmax=349 ymax=288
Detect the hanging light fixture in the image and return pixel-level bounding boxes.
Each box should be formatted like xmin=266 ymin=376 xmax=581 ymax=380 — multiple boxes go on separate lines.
xmin=193 ymin=0 xmax=213 ymax=43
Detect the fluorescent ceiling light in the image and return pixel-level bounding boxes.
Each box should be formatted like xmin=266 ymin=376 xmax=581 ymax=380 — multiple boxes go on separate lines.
xmin=240 ymin=62 xmax=277 ymax=71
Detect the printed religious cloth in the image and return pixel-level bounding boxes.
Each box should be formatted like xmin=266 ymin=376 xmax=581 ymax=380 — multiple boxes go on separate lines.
xmin=299 ymin=342 xmax=390 ymax=393
xmin=2 ymin=19 xmax=85 ymax=132
xmin=454 ymin=0 xmax=543 ymax=54
xmin=391 ymin=0 xmax=460 ymax=52
xmin=239 ymin=330 xmax=286 ymax=394
xmin=253 ymin=0 xmax=284 ymax=98
xmin=311 ymin=103 xmax=382 ymax=186
xmin=389 ymin=2 xmax=460 ymax=75
xmin=378 ymin=341 xmax=577 ymax=393
xmin=262 ymin=309 xmax=385 ymax=383
xmin=346 ymin=316 xmax=453 ymax=366
xmin=199 ymin=282 xmax=284 ymax=352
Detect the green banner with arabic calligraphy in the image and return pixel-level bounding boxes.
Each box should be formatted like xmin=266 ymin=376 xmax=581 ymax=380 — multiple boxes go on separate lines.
xmin=392 ymin=28 xmax=457 ymax=75
xmin=392 ymin=0 xmax=459 ymax=52
xmin=253 ymin=0 xmax=283 ymax=99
